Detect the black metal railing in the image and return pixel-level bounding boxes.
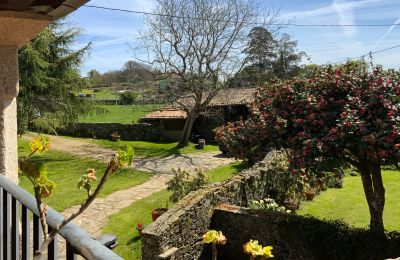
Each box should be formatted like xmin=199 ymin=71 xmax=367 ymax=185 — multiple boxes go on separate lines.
xmin=0 ymin=174 xmax=122 ymax=260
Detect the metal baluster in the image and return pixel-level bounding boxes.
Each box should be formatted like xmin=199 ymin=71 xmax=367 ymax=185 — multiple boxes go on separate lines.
xmin=21 ymin=205 xmax=30 ymax=260
xmin=3 ymin=189 xmax=11 ymax=260
xmin=11 ymin=197 xmax=19 ymax=260
xmin=33 ymin=214 xmax=42 ymax=256
xmin=48 ymin=228 xmax=58 ymax=260
xmin=66 ymin=242 xmax=77 ymax=260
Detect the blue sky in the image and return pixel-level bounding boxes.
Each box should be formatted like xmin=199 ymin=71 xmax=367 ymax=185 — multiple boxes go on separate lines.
xmin=68 ymin=0 xmax=400 ymax=75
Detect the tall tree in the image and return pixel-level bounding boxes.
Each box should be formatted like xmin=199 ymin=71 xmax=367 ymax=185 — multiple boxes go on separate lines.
xmin=244 ymin=26 xmax=277 ymax=70
xmin=138 ymin=0 xmax=279 ymax=147
xmin=272 ymin=33 xmax=306 ymax=79
xmin=17 ymin=22 xmax=91 ymax=134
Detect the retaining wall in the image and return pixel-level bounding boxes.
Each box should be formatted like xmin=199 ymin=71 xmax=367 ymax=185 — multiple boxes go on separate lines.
xmin=141 ymin=155 xmax=275 ymax=260
xmin=56 ymin=122 xmax=164 ymax=141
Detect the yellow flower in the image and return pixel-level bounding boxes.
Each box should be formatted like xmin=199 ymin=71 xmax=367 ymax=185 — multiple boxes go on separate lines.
xmin=203 ymin=230 xmax=227 ymax=245
xmin=29 ymin=135 xmax=50 ymax=153
xmin=262 ymin=246 xmax=274 ymax=258
xmin=243 ymin=240 xmax=274 ymax=258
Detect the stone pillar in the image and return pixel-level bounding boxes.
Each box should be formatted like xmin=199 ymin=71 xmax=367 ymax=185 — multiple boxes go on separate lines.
xmin=0 ymin=46 xmax=19 ymax=183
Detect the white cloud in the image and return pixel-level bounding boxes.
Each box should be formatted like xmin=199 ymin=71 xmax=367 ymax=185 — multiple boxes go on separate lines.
xmin=282 ymin=0 xmax=396 ymax=20
xmin=333 ymin=0 xmax=357 ymax=38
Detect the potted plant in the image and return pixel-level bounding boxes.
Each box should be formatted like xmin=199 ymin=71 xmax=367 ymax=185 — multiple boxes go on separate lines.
xmin=111 ymin=131 xmax=120 ymax=142
xmin=151 ymin=208 xmax=168 ymax=221
xmin=304 ymin=186 xmax=316 ymax=201
xmin=284 ymin=198 xmax=300 ymax=211
xmin=136 ymin=223 xmax=143 ymax=237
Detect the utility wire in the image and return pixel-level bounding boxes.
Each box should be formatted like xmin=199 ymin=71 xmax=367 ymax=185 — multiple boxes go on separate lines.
xmin=83 ymin=4 xmax=400 ymax=27
xmin=333 ymin=43 xmax=400 ymax=64
xmin=81 ymin=4 xmax=400 ymax=64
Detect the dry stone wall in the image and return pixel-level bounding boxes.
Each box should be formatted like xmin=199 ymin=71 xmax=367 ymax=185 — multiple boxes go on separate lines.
xmin=141 ymin=155 xmax=275 ymax=260
xmin=56 ymin=122 xmax=164 ymax=141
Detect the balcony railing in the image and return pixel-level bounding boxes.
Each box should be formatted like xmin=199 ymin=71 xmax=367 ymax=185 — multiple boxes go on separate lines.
xmin=0 ymin=174 xmax=122 ymax=260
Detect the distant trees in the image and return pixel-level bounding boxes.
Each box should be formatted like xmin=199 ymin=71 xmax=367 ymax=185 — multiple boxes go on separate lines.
xmin=87 ymin=61 xmax=155 ymax=88
xmin=228 ymin=28 xmax=306 ymax=87
xmin=18 ymin=22 xmax=91 ymax=134
xmin=138 ymin=0 xmax=280 ymax=147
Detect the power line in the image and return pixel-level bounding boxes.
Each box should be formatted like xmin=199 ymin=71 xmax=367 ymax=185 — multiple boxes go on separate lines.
xmin=333 ymin=43 xmax=400 ymax=64
xmin=83 ymin=4 xmax=400 ymax=28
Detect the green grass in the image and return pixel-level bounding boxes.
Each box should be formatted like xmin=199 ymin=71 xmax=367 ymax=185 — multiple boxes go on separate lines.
xmin=18 ymin=139 xmax=152 ymax=212
xmin=298 ymin=170 xmax=400 ymax=231
xmin=94 ymin=139 xmax=220 ymax=158
xmin=82 ymin=89 xmax=119 ymax=99
xmin=102 ymin=161 xmax=247 ymax=259
xmin=79 ymin=104 xmax=163 ymax=124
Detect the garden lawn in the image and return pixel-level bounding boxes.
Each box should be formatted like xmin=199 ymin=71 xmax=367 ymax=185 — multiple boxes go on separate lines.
xmin=299 ymin=170 xmax=400 ymax=231
xmin=79 ymin=104 xmax=163 ymax=124
xmin=82 ymin=89 xmax=119 ymax=99
xmin=18 ymin=139 xmax=152 ymax=212
xmin=101 ymin=161 xmax=246 ymax=259
xmin=94 ymin=139 xmax=220 ymax=158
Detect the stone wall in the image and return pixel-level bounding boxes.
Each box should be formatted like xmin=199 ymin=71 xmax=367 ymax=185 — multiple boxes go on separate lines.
xmin=141 ymin=156 xmax=274 ymax=260
xmin=209 ymin=206 xmax=400 ymax=260
xmin=56 ymin=122 xmax=164 ymax=141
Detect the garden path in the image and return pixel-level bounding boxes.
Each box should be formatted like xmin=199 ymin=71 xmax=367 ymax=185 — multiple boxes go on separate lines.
xmin=26 ymin=134 xmax=235 ymax=257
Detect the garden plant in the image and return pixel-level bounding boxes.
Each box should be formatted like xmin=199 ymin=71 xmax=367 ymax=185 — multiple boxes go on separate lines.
xmin=216 ymin=62 xmax=400 ymax=234
xmin=18 ymin=135 xmax=134 ymax=259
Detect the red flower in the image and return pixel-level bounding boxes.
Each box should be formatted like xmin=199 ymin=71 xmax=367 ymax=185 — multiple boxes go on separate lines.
xmin=136 ymin=223 xmax=143 ymax=231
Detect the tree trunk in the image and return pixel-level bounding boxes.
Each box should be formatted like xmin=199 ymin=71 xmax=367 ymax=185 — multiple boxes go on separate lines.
xmin=178 ymin=111 xmax=197 ymax=148
xmin=358 ymin=159 xmax=385 ymax=235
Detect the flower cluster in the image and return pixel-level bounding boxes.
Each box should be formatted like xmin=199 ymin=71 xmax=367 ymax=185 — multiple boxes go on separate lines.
xmin=243 ymin=240 xmax=274 ymax=258
xmin=203 ymin=230 xmax=227 ymax=245
xmin=248 ymin=198 xmax=290 ymax=213
xmin=29 ymin=135 xmax=50 ymax=153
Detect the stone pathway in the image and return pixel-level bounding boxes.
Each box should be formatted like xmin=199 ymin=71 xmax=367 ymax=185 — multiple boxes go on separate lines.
xmin=60 ymin=173 xmax=173 ymax=237
xmin=23 ymin=134 xmax=236 ymax=258
xmin=133 ymin=151 xmax=235 ymax=173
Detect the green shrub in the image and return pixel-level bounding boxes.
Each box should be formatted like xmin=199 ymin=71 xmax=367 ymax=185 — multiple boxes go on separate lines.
xmin=259 ymin=151 xmax=303 ymax=205
xmin=167 ymin=168 xmax=210 ymax=202
xmin=119 ymin=91 xmax=138 ymax=105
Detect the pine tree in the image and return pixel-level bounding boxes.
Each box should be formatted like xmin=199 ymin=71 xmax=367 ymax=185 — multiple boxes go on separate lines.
xmin=17 ymin=22 xmax=91 ymax=134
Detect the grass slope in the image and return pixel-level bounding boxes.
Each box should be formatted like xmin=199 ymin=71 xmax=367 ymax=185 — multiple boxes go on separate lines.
xmin=299 ymin=170 xmax=400 ymax=231
xmin=79 ymin=104 xmax=163 ymax=124
xmin=102 ymin=161 xmax=246 ymax=259
xmin=18 ymin=139 xmax=152 ymax=212
xmin=94 ymin=139 xmax=220 ymax=158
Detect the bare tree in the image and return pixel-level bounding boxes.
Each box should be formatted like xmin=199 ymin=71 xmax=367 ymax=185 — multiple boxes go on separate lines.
xmin=137 ymin=0 xmax=280 ymax=147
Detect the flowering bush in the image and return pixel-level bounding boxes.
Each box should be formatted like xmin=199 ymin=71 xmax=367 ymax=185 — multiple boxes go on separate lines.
xmin=243 ymin=240 xmax=274 ymax=259
xmin=217 ymin=63 xmax=400 ymax=234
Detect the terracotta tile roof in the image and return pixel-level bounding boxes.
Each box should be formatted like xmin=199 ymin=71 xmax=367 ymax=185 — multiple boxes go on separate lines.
xmin=209 ymin=88 xmax=256 ymax=107
xmin=141 ymin=107 xmax=187 ymax=120
xmin=141 ymin=88 xmax=257 ymax=120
